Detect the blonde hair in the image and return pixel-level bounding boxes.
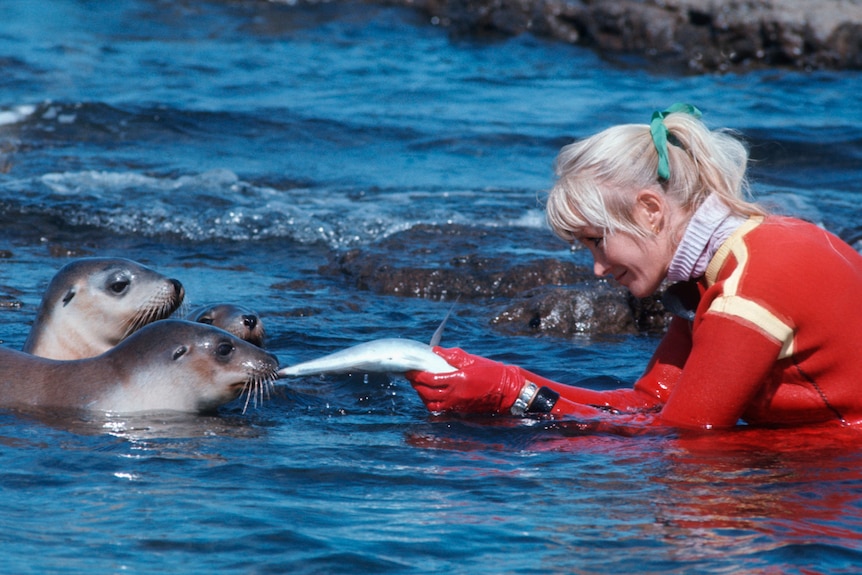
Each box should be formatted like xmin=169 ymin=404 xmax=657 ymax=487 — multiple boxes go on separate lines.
xmin=546 ymin=111 xmax=764 ymax=242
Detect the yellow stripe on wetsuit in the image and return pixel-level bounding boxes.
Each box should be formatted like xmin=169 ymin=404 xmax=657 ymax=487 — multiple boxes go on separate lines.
xmin=705 ymin=217 xmax=795 ymax=359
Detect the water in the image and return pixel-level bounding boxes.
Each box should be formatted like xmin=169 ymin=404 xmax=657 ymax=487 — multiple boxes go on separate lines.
xmin=1 ymin=1 xmax=862 ymax=573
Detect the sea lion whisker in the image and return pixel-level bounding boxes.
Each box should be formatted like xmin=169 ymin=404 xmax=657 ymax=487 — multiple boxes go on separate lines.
xmin=257 ymin=373 xmax=275 ymax=405
xmin=239 ymin=371 xmax=277 ymax=414
xmin=252 ymin=377 xmax=262 ymax=410
xmin=122 ymin=302 xmax=157 ymax=339
xmin=120 ymin=307 xmax=142 ymax=338
xmin=241 ymin=379 xmax=254 ymax=414
xmin=263 ymin=374 xmax=275 ymax=402
xmin=122 ymin=292 xmax=181 ymax=340
xmin=245 ymin=375 xmax=262 ymax=414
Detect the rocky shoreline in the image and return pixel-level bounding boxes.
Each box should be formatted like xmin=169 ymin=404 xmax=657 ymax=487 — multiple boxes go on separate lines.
xmin=390 ymin=0 xmax=862 ymax=72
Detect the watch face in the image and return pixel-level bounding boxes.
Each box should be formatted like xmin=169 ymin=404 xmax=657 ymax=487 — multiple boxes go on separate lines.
xmin=527 ymin=387 xmax=560 ymax=414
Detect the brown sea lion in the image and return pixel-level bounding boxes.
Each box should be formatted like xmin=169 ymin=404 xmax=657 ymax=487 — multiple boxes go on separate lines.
xmin=23 ymin=257 xmax=184 ymax=360
xmin=4 ymin=320 xmax=278 ymax=414
xmin=185 ymin=303 xmax=266 ymax=347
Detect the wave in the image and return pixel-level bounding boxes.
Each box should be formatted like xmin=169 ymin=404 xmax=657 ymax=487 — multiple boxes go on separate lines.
xmin=2 ymin=101 xmax=859 ymax=249
xmin=0 ymin=168 xmax=549 ymax=248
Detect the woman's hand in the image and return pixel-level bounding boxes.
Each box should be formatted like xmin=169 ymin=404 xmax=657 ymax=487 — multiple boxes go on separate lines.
xmin=405 ymin=347 xmax=524 ymax=414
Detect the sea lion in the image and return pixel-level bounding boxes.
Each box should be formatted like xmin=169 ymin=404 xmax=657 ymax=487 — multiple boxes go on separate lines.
xmin=23 ymin=257 xmax=185 ymax=360
xmin=1 ymin=320 xmax=279 ymax=414
xmin=185 ymin=303 xmax=266 ymax=347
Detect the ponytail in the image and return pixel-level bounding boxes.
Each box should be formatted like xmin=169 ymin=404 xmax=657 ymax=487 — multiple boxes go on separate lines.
xmin=546 ymin=107 xmax=764 ymax=242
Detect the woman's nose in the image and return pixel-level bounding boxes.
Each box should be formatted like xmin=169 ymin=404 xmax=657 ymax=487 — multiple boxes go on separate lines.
xmin=593 ymin=258 xmax=612 ymax=278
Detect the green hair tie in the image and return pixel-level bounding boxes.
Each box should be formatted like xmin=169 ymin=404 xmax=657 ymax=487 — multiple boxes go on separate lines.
xmin=649 ymin=103 xmax=702 ymax=180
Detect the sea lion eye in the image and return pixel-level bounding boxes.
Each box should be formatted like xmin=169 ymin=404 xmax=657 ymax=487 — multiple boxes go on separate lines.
xmin=216 ymin=342 xmax=234 ymax=358
xmin=106 ymin=273 xmax=131 ymax=295
xmin=172 ymin=345 xmax=188 ymax=360
xmin=198 ymin=316 xmax=214 ymax=325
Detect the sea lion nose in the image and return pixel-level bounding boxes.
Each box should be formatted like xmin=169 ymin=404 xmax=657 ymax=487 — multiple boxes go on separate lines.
xmin=242 ymin=314 xmax=258 ymax=330
xmin=169 ymin=279 xmax=185 ymax=300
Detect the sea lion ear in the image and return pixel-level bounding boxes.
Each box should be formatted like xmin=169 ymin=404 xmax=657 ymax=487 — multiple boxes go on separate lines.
xmin=172 ymin=345 xmax=188 ymax=361
xmin=62 ymin=288 xmax=76 ymax=306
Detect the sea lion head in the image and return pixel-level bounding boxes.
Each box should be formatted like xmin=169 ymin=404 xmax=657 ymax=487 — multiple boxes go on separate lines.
xmin=24 ymin=257 xmax=185 ymax=359
xmin=185 ymin=303 xmax=266 ymax=347
xmin=96 ymin=319 xmax=280 ymax=414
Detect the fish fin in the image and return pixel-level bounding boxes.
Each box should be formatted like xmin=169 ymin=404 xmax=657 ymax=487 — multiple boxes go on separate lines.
xmin=429 ymin=298 xmax=458 ymax=347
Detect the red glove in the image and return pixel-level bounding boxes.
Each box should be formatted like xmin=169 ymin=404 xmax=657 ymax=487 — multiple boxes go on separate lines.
xmin=407 ymin=347 xmax=658 ymax=419
xmin=406 ymin=347 xmax=524 ymax=414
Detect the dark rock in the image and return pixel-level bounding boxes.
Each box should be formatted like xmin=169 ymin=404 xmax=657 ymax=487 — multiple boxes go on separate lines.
xmin=323 ymin=248 xmax=591 ymax=300
xmin=320 ymin=223 xmax=672 ymax=337
xmin=0 ymin=295 xmax=22 ymax=309
xmin=491 ymin=283 xmax=638 ymax=336
xmin=320 ymin=223 xmax=591 ymax=300
xmin=391 ymin=0 xmax=862 ymax=72
xmin=492 ymin=283 xmax=670 ymax=337
xmin=46 ymin=244 xmax=94 ymax=258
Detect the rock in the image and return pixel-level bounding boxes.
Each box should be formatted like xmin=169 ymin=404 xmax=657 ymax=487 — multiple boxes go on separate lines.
xmin=492 ymin=283 xmax=670 ymax=337
xmin=323 ymin=248 xmax=591 ymax=299
xmin=394 ymin=0 xmax=862 ymax=72
xmin=320 ymin=224 xmax=672 ymax=337
xmin=0 ymin=295 xmax=22 ymax=309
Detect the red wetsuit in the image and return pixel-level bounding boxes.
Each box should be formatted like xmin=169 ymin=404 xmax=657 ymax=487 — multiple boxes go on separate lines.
xmin=542 ymin=216 xmax=862 ymax=428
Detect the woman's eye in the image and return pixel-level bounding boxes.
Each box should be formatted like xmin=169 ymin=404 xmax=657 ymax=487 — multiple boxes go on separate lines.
xmin=585 ymin=237 xmax=603 ymax=248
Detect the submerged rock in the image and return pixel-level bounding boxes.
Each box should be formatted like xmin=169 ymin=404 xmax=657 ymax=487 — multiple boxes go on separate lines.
xmin=320 ymin=224 xmax=671 ymax=338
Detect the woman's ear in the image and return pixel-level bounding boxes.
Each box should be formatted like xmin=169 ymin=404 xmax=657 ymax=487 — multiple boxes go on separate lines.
xmin=634 ymin=189 xmax=665 ymax=233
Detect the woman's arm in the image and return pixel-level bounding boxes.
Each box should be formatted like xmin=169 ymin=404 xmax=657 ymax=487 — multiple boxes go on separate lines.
xmin=658 ymin=313 xmax=780 ymax=428
xmin=406 ymin=346 xmax=664 ymax=417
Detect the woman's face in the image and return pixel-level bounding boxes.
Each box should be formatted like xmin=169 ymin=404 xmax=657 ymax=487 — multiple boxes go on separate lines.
xmin=577 ymin=227 xmax=671 ymax=298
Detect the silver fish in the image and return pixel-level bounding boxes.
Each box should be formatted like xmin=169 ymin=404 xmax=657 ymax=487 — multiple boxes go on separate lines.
xmin=277 ymin=338 xmax=455 ymax=377
xmin=278 ymin=305 xmax=456 ymax=378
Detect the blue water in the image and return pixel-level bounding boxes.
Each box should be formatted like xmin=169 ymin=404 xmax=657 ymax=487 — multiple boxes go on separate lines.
xmin=2 ymin=1 xmax=862 ymax=573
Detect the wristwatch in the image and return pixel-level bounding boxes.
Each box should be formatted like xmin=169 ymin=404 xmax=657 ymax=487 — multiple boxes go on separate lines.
xmin=510 ymin=381 xmax=560 ymax=416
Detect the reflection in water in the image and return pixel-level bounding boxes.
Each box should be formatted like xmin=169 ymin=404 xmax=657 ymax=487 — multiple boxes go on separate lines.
xmin=407 ymin=419 xmax=862 ymax=572
xmin=654 ymin=426 xmax=862 ymax=567
xmin=0 ymin=405 xmax=265 ymax=443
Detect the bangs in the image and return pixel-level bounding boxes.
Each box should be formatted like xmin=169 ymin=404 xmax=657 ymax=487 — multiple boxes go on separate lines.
xmin=545 ymin=177 xmax=613 ymax=242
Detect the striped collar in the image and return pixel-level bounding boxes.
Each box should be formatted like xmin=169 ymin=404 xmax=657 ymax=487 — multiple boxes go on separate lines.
xmin=667 ymin=194 xmax=747 ymax=283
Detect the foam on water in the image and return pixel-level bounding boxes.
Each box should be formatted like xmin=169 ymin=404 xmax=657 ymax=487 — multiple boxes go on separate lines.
xmin=7 ymin=169 xmax=445 ymax=245
xmin=0 ymin=104 xmax=36 ymax=126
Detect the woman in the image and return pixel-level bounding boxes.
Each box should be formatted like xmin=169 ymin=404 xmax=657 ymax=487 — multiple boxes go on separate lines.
xmin=407 ymin=104 xmax=862 ymax=429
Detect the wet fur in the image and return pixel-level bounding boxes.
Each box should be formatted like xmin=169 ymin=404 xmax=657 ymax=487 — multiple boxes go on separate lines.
xmin=24 ymin=257 xmax=185 ymax=360
xmin=185 ymin=303 xmax=266 ymax=347
xmin=4 ymin=320 xmax=278 ymax=414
